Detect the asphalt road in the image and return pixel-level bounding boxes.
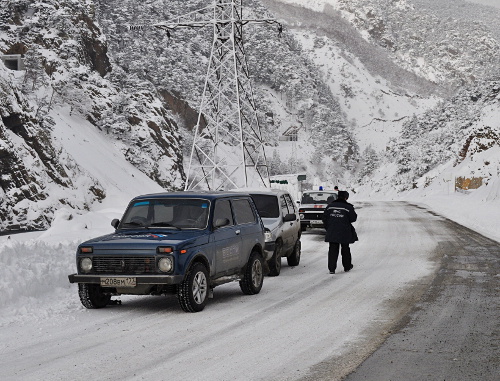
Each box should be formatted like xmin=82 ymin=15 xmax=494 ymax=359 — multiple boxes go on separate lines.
xmin=300 ymin=204 xmax=500 ymax=381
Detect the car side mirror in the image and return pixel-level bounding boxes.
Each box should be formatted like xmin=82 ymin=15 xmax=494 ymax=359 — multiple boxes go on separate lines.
xmin=283 ymin=213 xmax=296 ymax=222
xmin=214 ymin=218 xmax=230 ymax=229
xmin=111 ymin=218 xmax=120 ymax=229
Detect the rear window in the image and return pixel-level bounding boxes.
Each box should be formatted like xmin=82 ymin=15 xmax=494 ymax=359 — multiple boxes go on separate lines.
xmin=301 ymin=192 xmax=337 ymax=204
xmin=250 ymin=194 xmax=280 ymax=218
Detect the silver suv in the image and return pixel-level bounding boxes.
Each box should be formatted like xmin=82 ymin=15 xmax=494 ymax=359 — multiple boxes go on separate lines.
xmin=235 ymin=188 xmax=301 ymax=276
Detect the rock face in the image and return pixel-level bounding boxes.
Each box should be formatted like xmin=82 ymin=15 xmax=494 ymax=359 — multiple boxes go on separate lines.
xmin=0 ymin=0 xmax=185 ymax=232
xmin=0 ymin=67 xmax=105 ymax=231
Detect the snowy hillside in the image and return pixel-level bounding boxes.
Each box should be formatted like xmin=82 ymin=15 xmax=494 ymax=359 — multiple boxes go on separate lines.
xmin=97 ymin=0 xmax=360 ymax=177
xmin=1 ymin=0 xmax=499 ymax=234
xmin=266 ymin=0 xmax=499 ymax=195
xmin=0 ymin=0 xmax=185 ymax=231
xmin=271 ymin=0 xmax=500 ymax=87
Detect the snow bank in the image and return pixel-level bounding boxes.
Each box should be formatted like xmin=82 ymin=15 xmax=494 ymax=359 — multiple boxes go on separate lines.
xmin=0 ymin=239 xmax=79 ymax=324
xmin=0 ymin=204 xmax=125 ymax=326
xmin=407 ymin=178 xmax=500 ymax=242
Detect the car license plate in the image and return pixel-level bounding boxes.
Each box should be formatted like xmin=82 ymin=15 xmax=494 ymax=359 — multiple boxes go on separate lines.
xmin=311 ymin=220 xmax=323 ymax=225
xmin=100 ymin=277 xmax=136 ymax=287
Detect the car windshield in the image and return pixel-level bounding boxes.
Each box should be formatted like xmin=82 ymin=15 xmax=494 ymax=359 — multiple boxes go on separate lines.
xmin=301 ymin=192 xmax=336 ymax=204
xmin=120 ymin=198 xmax=210 ymax=229
xmin=250 ymin=194 xmax=280 ymax=218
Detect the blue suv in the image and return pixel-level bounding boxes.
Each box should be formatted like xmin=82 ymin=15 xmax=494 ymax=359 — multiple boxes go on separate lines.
xmin=68 ymin=191 xmax=267 ymax=312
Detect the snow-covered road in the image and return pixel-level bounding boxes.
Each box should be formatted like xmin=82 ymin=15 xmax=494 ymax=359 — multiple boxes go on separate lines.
xmin=1 ymin=202 xmax=448 ymax=380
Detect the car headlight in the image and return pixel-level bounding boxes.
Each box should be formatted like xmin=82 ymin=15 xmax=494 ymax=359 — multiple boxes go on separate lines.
xmin=80 ymin=257 xmax=92 ymax=273
xmin=158 ymin=257 xmax=174 ymax=272
xmin=264 ymin=230 xmax=273 ymax=242
xmin=299 ymin=214 xmax=304 ymax=219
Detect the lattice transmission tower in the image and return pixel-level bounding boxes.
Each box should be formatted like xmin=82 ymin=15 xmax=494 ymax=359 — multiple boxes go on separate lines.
xmin=131 ymin=1 xmax=282 ymax=190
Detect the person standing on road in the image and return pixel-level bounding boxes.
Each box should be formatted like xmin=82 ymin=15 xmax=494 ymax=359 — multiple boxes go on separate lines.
xmin=322 ymin=190 xmax=358 ymax=274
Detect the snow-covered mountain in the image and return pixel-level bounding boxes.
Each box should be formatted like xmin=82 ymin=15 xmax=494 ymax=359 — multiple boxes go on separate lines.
xmin=267 ymin=0 xmax=499 ymax=191
xmin=0 ymin=0 xmax=185 ymax=231
xmin=1 ymin=0 xmax=499 ymax=232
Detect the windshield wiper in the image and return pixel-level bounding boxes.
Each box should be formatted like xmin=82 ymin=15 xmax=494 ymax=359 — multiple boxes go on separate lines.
xmin=149 ymin=222 xmax=181 ymax=230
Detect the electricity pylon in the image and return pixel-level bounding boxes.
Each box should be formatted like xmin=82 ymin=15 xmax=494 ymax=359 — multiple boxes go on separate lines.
xmin=131 ymin=1 xmax=281 ymax=190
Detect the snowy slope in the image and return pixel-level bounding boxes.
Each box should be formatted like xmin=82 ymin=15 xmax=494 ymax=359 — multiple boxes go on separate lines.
xmin=50 ymin=108 xmax=164 ymax=203
xmin=0 ymin=0 xmax=185 ymax=232
xmin=466 ymin=0 xmax=500 ymax=8
xmin=292 ymin=31 xmax=439 ymax=151
xmin=271 ymin=0 xmax=500 ymax=88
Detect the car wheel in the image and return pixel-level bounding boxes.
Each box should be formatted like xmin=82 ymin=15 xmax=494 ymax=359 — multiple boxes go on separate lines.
xmin=240 ymin=251 xmax=264 ymax=295
xmin=267 ymin=240 xmax=282 ymax=276
xmin=78 ymin=283 xmax=111 ymax=309
xmin=178 ymin=262 xmax=209 ymax=312
xmin=287 ymin=239 xmax=301 ymax=266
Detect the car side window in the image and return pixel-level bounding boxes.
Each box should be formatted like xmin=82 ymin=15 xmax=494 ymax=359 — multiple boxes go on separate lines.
xmin=284 ymin=194 xmax=296 ymax=214
xmin=232 ymin=198 xmax=256 ymax=224
xmin=280 ymin=195 xmax=290 ymax=217
xmin=213 ymin=199 xmax=234 ymax=228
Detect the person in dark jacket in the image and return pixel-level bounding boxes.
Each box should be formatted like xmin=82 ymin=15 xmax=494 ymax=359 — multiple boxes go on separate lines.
xmin=322 ymin=190 xmax=357 ymax=274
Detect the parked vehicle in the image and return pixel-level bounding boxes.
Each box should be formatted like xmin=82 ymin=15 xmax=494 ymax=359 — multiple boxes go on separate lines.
xmin=233 ymin=188 xmax=301 ymax=276
xmin=68 ymin=191 xmax=267 ymax=313
xmin=298 ymin=190 xmax=338 ymax=231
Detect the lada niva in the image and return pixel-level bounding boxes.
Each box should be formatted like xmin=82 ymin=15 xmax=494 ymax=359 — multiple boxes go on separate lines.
xmin=298 ymin=190 xmax=338 ymax=231
xmin=68 ymin=191 xmax=267 ymax=312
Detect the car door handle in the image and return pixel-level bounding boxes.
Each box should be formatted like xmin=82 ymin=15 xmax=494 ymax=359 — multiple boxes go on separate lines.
xmin=235 ymin=230 xmax=241 ymax=235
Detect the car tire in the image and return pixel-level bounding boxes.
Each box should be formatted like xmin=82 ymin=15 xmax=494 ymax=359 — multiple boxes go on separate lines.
xmin=267 ymin=240 xmax=282 ymax=277
xmin=240 ymin=251 xmax=264 ymax=295
xmin=78 ymin=283 xmax=111 ymax=309
xmin=178 ymin=262 xmax=209 ymax=312
xmin=287 ymin=239 xmax=301 ymax=266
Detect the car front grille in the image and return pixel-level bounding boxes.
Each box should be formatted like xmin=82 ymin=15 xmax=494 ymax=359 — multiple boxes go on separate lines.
xmin=92 ymin=256 xmax=157 ymax=274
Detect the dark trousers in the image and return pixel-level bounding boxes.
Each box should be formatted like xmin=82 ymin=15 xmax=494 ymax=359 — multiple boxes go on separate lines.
xmin=328 ymin=242 xmax=352 ymax=272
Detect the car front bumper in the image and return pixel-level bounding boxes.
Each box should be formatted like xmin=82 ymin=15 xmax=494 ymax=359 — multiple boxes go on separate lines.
xmin=301 ymin=219 xmax=325 ymax=228
xmin=264 ymin=241 xmax=275 ymax=260
xmin=68 ymin=273 xmax=184 ymax=285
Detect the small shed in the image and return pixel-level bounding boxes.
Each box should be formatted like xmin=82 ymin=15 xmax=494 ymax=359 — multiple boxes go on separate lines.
xmin=279 ymin=125 xmax=301 ymax=141
xmin=1 ymin=54 xmax=25 ymax=70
